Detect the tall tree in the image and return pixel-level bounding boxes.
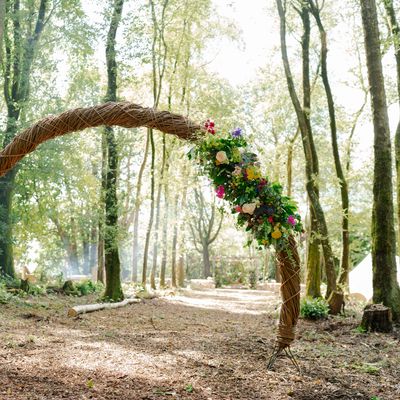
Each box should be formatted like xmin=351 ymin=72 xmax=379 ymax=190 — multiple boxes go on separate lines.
xmin=308 ymin=0 xmax=350 ymax=289
xmin=102 ymin=0 xmax=124 ymax=300
xmin=360 ymin=0 xmax=400 ymax=319
xmin=188 ymin=189 xmax=223 ymax=278
xmin=142 ymin=0 xmax=169 ymax=285
xmin=383 ymin=0 xmax=400 ymax=251
xmin=276 ymin=0 xmax=338 ymax=301
xmin=0 ymin=0 xmax=48 ymax=277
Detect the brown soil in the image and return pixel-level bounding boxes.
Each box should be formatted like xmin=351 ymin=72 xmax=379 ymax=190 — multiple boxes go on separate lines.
xmin=0 ymin=288 xmax=399 ymax=400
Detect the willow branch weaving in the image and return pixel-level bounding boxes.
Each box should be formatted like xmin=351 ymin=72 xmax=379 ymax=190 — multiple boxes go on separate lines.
xmin=0 ymin=101 xmax=301 ymax=357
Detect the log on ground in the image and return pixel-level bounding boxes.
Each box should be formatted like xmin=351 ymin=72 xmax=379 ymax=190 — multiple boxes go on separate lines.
xmin=67 ymin=298 xmax=140 ymax=317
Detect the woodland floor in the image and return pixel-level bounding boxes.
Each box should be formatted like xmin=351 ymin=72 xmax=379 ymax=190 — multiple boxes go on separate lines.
xmin=0 ymin=288 xmax=399 ymax=400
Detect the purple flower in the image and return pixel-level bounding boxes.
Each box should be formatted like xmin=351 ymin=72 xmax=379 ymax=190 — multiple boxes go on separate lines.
xmin=287 ymin=215 xmax=296 ymax=226
xmin=231 ymin=127 xmax=242 ymax=138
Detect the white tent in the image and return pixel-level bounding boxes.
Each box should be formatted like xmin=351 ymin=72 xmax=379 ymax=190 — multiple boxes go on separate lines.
xmin=349 ymin=253 xmax=400 ymax=300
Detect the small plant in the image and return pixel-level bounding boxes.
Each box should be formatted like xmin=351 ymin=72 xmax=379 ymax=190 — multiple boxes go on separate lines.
xmin=185 ymin=384 xmax=194 ymax=393
xmin=354 ymin=325 xmax=367 ymax=334
xmin=300 ymin=297 xmax=329 ymax=320
xmin=0 ymin=282 xmax=13 ymax=304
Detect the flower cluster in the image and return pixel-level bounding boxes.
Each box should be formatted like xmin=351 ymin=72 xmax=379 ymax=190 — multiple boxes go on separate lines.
xmin=189 ymin=122 xmax=303 ymax=250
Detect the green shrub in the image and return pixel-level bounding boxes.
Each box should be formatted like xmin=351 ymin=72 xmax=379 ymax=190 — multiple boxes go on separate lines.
xmin=0 ymin=282 xmax=13 ymax=304
xmin=74 ymin=280 xmax=103 ymax=296
xmin=300 ymin=297 xmax=329 ymax=320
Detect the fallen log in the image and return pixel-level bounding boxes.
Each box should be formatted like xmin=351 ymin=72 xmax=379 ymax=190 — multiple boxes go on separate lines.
xmin=67 ymin=298 xmax=140 ymax=317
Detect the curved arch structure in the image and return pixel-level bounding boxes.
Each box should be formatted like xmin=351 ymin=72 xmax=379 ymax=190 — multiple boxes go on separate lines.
xmin=0 ymin=101 xmax=202 ymax=177
xmin=0 ymin=101 xmax=300 ymax=367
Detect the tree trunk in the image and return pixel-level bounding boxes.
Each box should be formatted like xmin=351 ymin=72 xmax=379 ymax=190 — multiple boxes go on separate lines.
xmin=309 ymin=1 xmax=350 ymax=290
xmin=103 ymin=0 xmax=124 ymax=300
xmin=0 ymin=0 xmax=48 ymax=277
xmin=89 ymin=224 xmax=97 ymax=276
xmin=360 ymin=0 xmax=400 ymax=320
xmin=159 ymin=181 xmax=169 ymax=287
xmin=170 ymin=192 xmax=179 ymax=287
xmin=150 ymin=134 xmax=167 ymax=289
xmin=142 ymin=128 xmax=155 ymax=285
xmin=131 ymin=132 xmax=150 ymax=282
xmin=276 ymin=0 xmax=337 ymax=300
xmin=202 ymin=244 xmax=211 ymax=278
xmin=0 ymin=169 xmax=16 ymax=277
xmin=305 ymin=209 xmax=321 ymax=297
xmin=383 ymin=0 xmax=400 ymax=254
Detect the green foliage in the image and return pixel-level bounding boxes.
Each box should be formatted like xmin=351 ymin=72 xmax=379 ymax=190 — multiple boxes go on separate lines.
xmin=354 ymin=325 xmax=367 ymax=334
xmin=185 ymin=384 xmax=194 ymax=393
xmin=214 ymin=261 xmax=247 ymax=287
xmin=67 ymin=280 xmax=103 ymax=296
xmin=0 ymin=282 xmax=13 ymax=304
xmin=190 ymin=131 xmax=302 ymax=251
xmin=300 ymin=297 xmax=329 ymax=320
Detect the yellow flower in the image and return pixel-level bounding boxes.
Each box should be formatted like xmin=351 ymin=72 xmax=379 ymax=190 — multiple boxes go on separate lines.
xmin=246 ymin=166 xmax=261 ymax=180
xmin=262 ymin=239 xmax=269 ymax=245
xmin=271 ymin=228 xmax=282 ymax=239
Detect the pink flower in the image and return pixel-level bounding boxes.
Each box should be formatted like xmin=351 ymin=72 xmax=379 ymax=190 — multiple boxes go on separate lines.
xmin=204 ymin=119 xmax=216 ymax=134
xmin=287 ymin=215 xmax=296 ymax=226
xmin=268 ymin=216 xmax=274 ymax=223
xmin=216 ymin=185 xmax=225 ymax=199
xmin=235 ymin=205 xmax=242 ymax=213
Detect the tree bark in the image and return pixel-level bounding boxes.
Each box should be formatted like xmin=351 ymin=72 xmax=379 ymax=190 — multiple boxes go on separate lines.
xmin=383 ymin=0 xmax=400 ymax=253
xmin=131 ymin=132 xmax=150 ymax=282
xmin=150 ymin=134 xmax=167 ymax=289
xmin=360 ymin=0 xmax=400 ymax=320
xmin=308 ymin=1 xmax=350 ymax=290
xmin=103 ymin=0 xmax=124 ymax=300
xmin=276 ymin=0 xmax=337 ymax=300
xmin=0 ymin=0 xmax=48 ymax=277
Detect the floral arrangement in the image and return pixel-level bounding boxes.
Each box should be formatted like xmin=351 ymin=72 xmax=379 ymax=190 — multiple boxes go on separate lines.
xmin=189 ymin=120 xmax=303 ymax=251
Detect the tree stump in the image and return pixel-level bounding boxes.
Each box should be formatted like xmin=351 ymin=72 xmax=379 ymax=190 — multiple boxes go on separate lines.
xmin=361 ymin=304 xmax=392 ymax=333
xmin=328 ymin=290 xmax=345 ymax=315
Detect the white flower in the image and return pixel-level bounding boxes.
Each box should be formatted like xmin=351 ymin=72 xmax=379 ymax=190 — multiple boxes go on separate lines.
xmin=216 ymin=151 xmax=229 ymax=164
xmin=242 ymin=202 xmax=257 ymax=215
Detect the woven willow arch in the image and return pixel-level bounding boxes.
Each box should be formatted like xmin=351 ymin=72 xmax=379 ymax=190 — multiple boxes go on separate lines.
xmin=0 ymin=101 xmax=300 ymax=365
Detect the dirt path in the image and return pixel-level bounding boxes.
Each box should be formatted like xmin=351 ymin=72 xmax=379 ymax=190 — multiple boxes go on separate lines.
xmin=0 ymin=288 xmax=399 ymax=399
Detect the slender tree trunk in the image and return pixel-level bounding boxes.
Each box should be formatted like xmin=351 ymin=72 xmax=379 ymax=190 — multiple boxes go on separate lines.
xmin=276 ymin=0 xmax=337 ymax=300
xmin=383 ymin=0 xmax=400 ymax=253
xmin=97 ymin=131 xmax=107 ymax=283
xmin=150 ymin=134 xmax=167 ymax=289
xmin=103 ymin=0 xmax=124 ymax=300
xmin=159 ymin=178 xmax=169 ymax=287
xmin=306 ymin=210 xmax=322 ymax=297
xmin=0 ymin=0 xmax=48 ymax=277
xmin=142 ymin=128 xmax=155 ymax=285
xmin=309 ymin=1 xmax=350 ymax=290
xmin=170 ymin=192 xmax=179 ymax=287
xmin=177 ymin=174 xmax=188 ymax=287
xmin=142 ymin=0 xmax=169 ymax=286
xmin=89 ymin=224 xmax=97 ymax=276
xmin=0 ymin=168 xmax=16 ymax=276
xmin=202 ymin=244 xmax=211 ymax=278
xmin=360 ymin=0 xmax=400 ymax=320
xmin=131 ymin=132 xmax=150 ymax=282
